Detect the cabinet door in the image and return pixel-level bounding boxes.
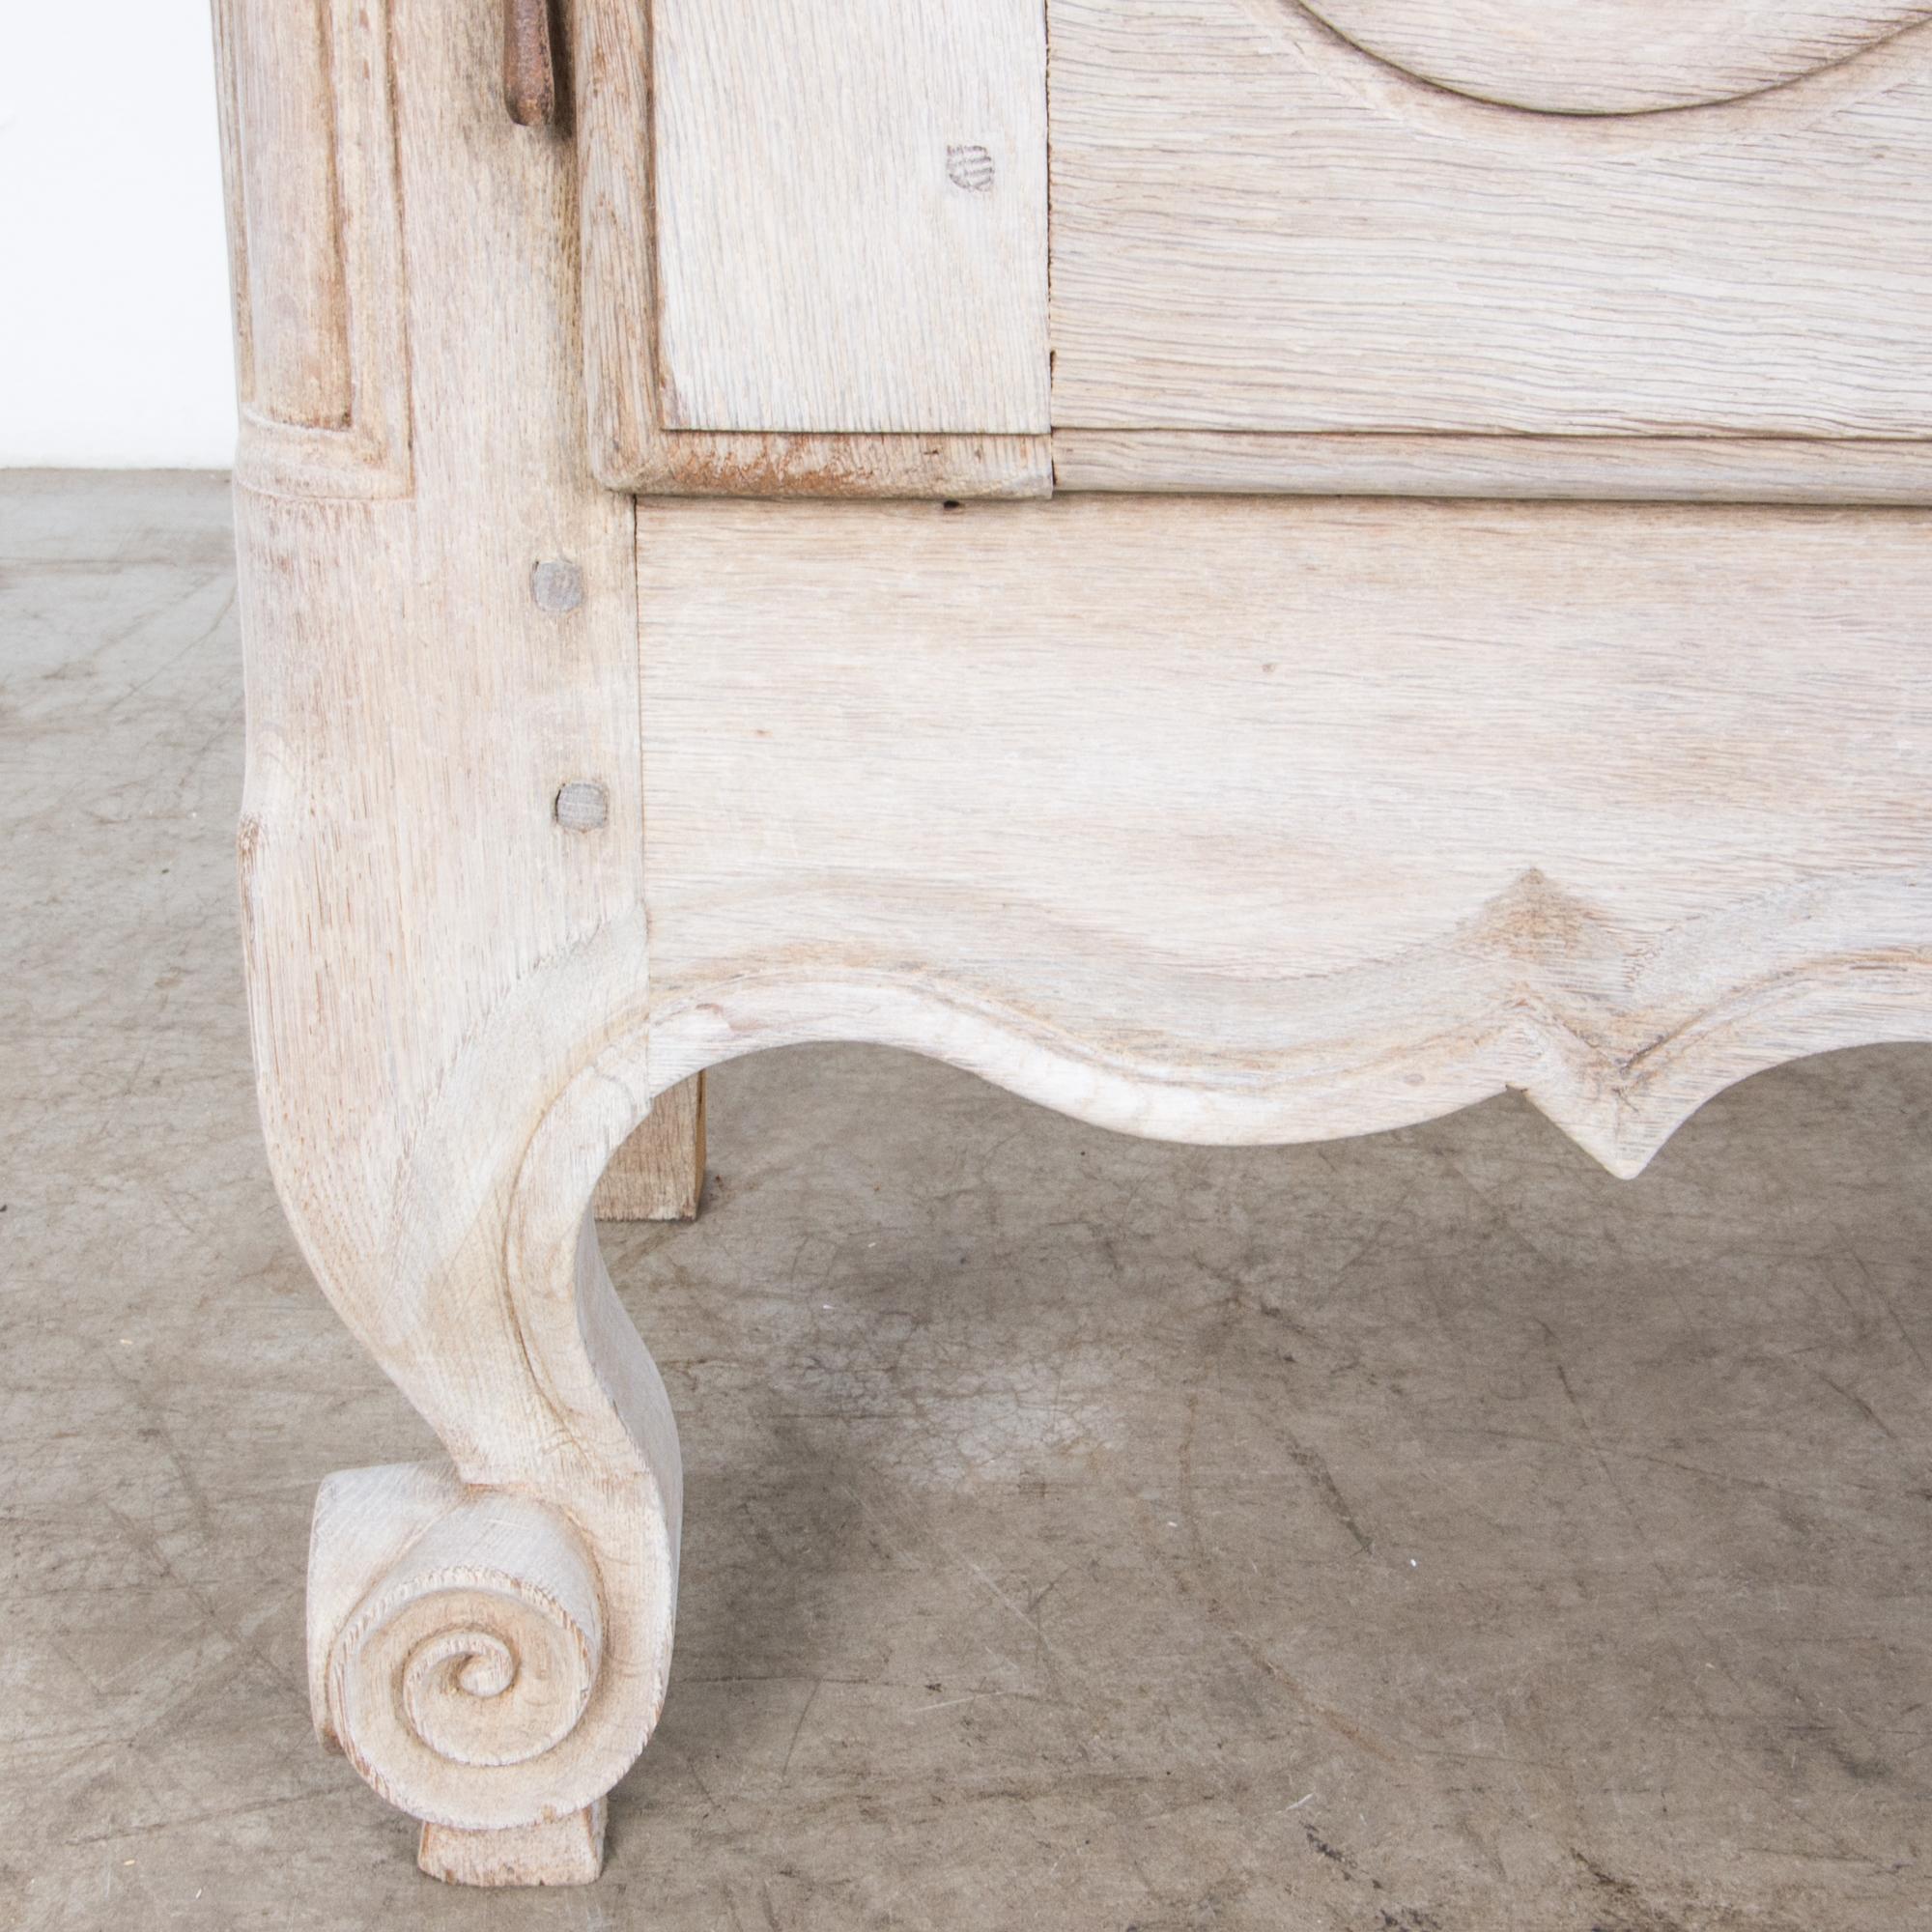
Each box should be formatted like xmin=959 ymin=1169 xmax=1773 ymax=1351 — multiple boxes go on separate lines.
xmin=579 ymin=0 xmax=1053 ymax=498
xmin=651 ymin=0 xmax=1049 ymax=435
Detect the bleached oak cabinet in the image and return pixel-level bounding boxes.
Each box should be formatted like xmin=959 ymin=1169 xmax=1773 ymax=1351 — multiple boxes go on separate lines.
xmin=214 ymin=0 xmax=1932 ymax=1885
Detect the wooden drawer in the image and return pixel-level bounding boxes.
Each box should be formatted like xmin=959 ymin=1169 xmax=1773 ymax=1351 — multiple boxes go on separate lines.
xmin=1051 ymin=0 xmax=1932 ymax=440
xmin=581 ymin=0 xmax=1932 ymax=501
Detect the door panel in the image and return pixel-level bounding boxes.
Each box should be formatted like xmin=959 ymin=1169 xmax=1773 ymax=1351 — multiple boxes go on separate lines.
xmin=651 ymin=0 xmax=1049 ymax=435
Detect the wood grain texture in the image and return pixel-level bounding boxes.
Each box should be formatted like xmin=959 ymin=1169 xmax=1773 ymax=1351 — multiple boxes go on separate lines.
xmin=577 ymin=0 xmax=1050 ymax=496
xmin=1052 ymin=430 xmax=1932 ymax=503
xmin=211 ymin=0 xmax=411 ymax=498
xmin=1298 ymin=0 xmax=1932 ymax=113
xmin=1048 ymin=0 xmax=1932 ymax=441
xmin=219 ymin=0 xmax=1932 ymax=1892
xmin=638 ymin=496 xmax=1932 ymax=1178
xmin=594 ymin=1073 xmax=705 ymax=1220
xmin=652 ymin=0 xmax=1049 ymax=434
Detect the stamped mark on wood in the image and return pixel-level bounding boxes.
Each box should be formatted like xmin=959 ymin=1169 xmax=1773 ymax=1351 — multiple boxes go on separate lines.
xmin=554 ymin=781 xmax=610 ymax=832
xmin=945 ymin=144 xmax=996 ymax=192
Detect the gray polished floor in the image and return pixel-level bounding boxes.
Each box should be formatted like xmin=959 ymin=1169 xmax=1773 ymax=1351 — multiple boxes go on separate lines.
xmin=3 ymin=470 xmax=1929 ymax=1929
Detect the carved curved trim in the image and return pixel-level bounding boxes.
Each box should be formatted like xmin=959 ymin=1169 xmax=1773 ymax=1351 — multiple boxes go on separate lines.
xmin=434 ymin=880 xmax=1932 ymax=1819
xmin=476 ymin=887 xmax=1932 ymax=1202
xmin=1294 ymin=0 xmax=1932 ymax=116
xmin=624 ymin=959 xmax=1932 ymax=1181
xmin=1249 ymin=0 xmax=1932 ymax=152
xmin=624 ymin=867 xmax=1932 ymax=1179
xmin=297 ymin=900 xmax=1932 ymax=1819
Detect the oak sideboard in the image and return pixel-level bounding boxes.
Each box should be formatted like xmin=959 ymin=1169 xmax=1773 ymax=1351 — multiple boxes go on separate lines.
xmin=213 ymin=0 xmax=1932 ymax=1886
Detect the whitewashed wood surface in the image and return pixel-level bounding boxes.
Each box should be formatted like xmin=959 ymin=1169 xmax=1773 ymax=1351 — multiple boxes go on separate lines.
xmin=1048 ymin=0 xmax=1932 ymax=439
xmin=1051 ymin=429 xmax=1932 ymax=503
xmin=594 ymin=1073 xmax=705 ymax=1221
xmin=221 ymin=0 xmax=673 ymax=1884
xmin=211 ymin=0 xmax=410 ymax=497
xmin=652 ymin=0 xmax=1049 ymax=433
xmin=214 ymin=0 xmax=1932 ymax=1893
xmin=639 ymin=495 xmax=1932 ymax=1178
xmin=577 ymin=0 xmax=1050 ymax=496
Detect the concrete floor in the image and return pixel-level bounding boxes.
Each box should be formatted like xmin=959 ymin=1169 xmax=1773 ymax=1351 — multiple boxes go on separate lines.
xmin=3 ymin=469 xmax=1930 ymax=1930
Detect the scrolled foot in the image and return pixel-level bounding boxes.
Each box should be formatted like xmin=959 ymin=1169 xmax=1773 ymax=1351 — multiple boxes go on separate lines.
xmin=307 ymin=1460 xmax=648 ymax=1874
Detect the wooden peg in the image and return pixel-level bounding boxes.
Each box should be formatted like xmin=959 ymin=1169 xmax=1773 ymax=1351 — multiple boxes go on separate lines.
xmin=503 ymin=0 xmax=554 ymax=128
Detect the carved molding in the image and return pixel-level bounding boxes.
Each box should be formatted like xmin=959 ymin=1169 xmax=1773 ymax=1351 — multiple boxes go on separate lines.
xmin=639 ymin=869 xmax=1932 ymax=1180
xmin=212 ymin=0 xmax=411 ymax=497
xmin=1293 ymin=0 xmax=1932 ymax=116
xmin=1051 ymin=430 xmax=1932 ymax=505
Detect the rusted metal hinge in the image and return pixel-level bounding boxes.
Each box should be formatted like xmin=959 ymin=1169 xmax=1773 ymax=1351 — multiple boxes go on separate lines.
xmin=503 ymin=0 xmax=556 ymax=127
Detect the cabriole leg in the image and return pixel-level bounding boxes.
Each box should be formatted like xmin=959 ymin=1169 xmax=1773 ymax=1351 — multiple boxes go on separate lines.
xmin=216 ymin=0 xmax=672 ymax=1878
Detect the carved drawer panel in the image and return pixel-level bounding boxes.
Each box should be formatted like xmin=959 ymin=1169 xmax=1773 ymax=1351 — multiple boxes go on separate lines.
xmin=651 ymin=0 xmax=1048 ymax=435
xmin=1048 ymin=0 xmax=1932 ymax=441
xmin=1295 ymin=0 xmax=1932 ymax=114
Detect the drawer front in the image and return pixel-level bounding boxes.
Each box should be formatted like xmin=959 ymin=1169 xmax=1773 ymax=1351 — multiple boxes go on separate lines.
xmin=1295 ymin=0 xmax=1932 ymax=115
xmin=1048 ymin=0 xmax=1932 ymax=440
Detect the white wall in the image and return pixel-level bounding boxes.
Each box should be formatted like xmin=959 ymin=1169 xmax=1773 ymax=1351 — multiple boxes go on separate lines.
xmin=2 ymin=9 xmax=238 ymax=468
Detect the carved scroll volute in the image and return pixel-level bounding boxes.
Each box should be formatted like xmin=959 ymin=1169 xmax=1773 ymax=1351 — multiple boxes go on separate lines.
xmin=212 ymin=0 xmax=411 ymax=497
xmin=313 ymin=1478 xmax=610 ymax=1827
